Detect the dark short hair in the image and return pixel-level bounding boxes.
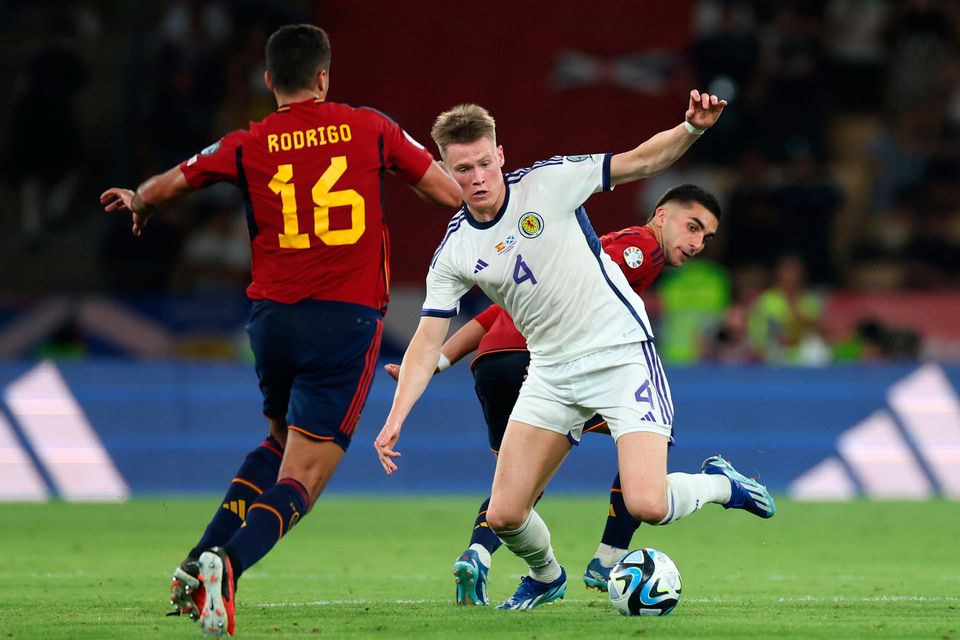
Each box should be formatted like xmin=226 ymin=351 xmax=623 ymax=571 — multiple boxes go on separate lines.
xmin=265 ymin=24 xmax=331 ymax=94
xmin=654 ymin=183 xmax=722 ymax=220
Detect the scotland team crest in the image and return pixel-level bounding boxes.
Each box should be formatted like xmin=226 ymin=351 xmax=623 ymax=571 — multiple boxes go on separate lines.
xmin=518 ymin=212 xmax=544 ymax=239
xmin=624 ymin=246 xmax=644 ymax=268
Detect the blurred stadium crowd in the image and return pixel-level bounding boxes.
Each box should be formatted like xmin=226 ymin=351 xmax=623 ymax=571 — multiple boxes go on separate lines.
xmin=0 ymin=0 xmax=958 ymax=364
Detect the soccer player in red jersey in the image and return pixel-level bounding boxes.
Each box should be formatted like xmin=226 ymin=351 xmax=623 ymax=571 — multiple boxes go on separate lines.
xmin=101 ymin=24 xmax=460 ymax=636
xmin=385 ymin=184 xmax=722 ymax=604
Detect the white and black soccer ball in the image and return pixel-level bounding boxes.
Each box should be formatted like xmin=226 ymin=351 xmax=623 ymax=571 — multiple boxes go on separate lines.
xmin=607 ymin=548 xmax=682 ymax=616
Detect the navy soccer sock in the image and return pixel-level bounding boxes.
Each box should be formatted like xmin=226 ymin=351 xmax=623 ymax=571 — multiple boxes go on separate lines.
xmin=190 ymin=436 xmax=284 ymax=559
xmin=600 ymin=473 xmax=641 ymax=549
xmin=224 ymin=477 xmax=309 ymax=580
xmin=468 ymin=497 xmax=502 ymax=555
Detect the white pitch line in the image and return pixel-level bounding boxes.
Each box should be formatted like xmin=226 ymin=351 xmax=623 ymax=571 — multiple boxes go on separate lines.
xmin=251 ymin=595 xmax=960 ymax=608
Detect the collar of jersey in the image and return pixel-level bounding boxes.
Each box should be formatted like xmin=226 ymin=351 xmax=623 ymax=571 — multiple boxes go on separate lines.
xmin=464 ymin=180 xmax=510 ymax=230
xmin=276 ymin=97 xmax=325 ymax=112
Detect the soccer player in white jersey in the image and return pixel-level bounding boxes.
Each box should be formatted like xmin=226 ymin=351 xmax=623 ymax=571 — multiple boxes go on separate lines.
xmin=374 ymin=91 xmax=776 ymax=610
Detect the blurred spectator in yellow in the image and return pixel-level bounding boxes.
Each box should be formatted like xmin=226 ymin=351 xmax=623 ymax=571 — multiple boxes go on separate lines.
xmin=657 ymin=260 xmax=730 ymax=364
xmin=749 ymin=254 xmax=831 ymax=365
xmin=833 ymin=318 xmax=921 ymax=363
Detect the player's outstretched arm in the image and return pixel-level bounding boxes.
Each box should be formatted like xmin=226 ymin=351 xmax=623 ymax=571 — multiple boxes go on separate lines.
xmin=374 ymin=315 xmax=451 ymax=474
xmin=100 ymin=166 xmax=193 ymax=236
xmin=610 ymin=89 xmax=727 ymax=187
xmin=411 ymin=160 xmax=463 ymax=207
xmin=383 ymin=316 xmax=486 ymax=381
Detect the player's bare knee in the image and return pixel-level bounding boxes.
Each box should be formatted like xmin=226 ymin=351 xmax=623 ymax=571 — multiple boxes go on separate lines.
xmin=625 ymin=493 xmax=669 ymax=524
xmin=485 ymin=505 xmax=527 ymax=533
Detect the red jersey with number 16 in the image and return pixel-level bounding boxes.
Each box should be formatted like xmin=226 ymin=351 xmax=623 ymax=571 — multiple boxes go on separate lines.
xmin=474 ymin=225 xmax=665 ymax=362
xmin=180 ymin=98 xmax=434 ymax=313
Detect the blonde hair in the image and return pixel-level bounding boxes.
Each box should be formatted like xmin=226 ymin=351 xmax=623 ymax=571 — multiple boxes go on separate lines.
xmin=431 ymin=104 xmax=496 ymax=154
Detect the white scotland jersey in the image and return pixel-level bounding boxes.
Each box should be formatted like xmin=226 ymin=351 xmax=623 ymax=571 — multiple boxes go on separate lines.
xmin=422 ymin=153 xmax=655 ymax=365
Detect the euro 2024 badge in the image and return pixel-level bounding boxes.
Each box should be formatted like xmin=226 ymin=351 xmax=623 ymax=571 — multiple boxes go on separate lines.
xmin=185 ymin=139 xmax=222 ymax=166
xmin=623 ymin=246 xmax=644 ymax=269
xmin=518 ymin=212 xmax=544 ymax=239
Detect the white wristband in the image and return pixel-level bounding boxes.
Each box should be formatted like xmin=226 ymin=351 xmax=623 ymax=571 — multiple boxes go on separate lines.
xmin=437 ymin=353 xmax=451 ymax=371
xmin=684 ymin=120 xmax=705 ymax=136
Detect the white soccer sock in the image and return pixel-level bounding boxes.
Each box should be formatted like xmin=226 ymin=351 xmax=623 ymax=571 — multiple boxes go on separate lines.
xmin=495 ymin=510 xmax=562 ymax=583
xmin=656 ymin=472 xmax=731 ymax=525
xmin=468 ymin=543 xmax=492 ymax=568
xmin=594 ymin=543 xmax=628 ymax=568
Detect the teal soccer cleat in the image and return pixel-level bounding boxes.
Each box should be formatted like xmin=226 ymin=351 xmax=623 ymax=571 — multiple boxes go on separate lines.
xmin=497 ymin=567 xmax=567 ymax=610
xmin=702 ymin=455 xmax=776 ymax=519
xmin=453 ymin=549 xmax=489 ymax=605
xmin=582 ymin=557 xmax=611 ymax=591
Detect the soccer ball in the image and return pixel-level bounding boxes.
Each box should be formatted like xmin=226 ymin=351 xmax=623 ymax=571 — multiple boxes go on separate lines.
xmin=607 ymin=548 xmax=682 ymax=616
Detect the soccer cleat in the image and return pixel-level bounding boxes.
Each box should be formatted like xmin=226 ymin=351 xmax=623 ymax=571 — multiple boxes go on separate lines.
xmin=197 ymin=547 xmax=236 ymax=637
xmin=582 ymin=557 xmax=611 ymax=592
xmin=453 ymin=548 xmax=489 ymax=605
xmin=702 ymin=455 xmax=776 ymax=519
xmin=170 ymin=557 xmax=206 ymax=621
xmin=496 ymin=567 xmax=567 ymax=610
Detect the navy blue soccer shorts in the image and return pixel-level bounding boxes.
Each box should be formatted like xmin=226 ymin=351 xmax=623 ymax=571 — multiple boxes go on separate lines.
xmin=246 ymin=299 xmax=383 ymax=451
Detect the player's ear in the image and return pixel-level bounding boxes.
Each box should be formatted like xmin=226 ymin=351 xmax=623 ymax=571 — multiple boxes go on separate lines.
xmin=497 ymin=145 xmax=505 ymax=168
xmin=317 ymin=68 xmax=329 ymax=95
xmin=263 ymin=70 xmax=274 ymax=93
xmin=654 ymin=206 xmax=668 ymax=226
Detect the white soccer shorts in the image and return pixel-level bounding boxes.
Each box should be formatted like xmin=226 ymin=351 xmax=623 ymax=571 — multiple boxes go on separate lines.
xmin=509 ymin=341 xmax=674 ymax=442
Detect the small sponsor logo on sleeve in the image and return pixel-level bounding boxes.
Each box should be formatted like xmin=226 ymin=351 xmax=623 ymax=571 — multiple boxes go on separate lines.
xmin=623 ymin=246 xmax=644 ymax=268
xmin=200 ymin=140 xmax=222 ymax=156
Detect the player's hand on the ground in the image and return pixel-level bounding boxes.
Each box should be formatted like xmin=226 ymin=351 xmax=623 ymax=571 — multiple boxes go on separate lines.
xmin=374 ymin=422 xmax=403 ymax=474
xmin=100 ymin=187 xmax=150 ymax=236
xmin=685 ymin=90 xmax=727 ymax=131
xmin=383 ymin=363 xmax=401 ymax=381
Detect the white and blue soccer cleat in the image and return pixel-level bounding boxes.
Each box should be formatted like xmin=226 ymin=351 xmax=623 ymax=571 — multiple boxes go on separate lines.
xmin=453 ymin=548 xmax=489 ymax=605
xmin=582 ymin=557 xmax=611 ymax=591
xmin=702 ymin=455 xmax=776 ymax=519
xmin=497 ymin=567 xmax=567 ymax=610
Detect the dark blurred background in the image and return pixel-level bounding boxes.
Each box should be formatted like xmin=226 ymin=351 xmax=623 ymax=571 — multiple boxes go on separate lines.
xmin=1 ymin=0 xmax=959 ymax=366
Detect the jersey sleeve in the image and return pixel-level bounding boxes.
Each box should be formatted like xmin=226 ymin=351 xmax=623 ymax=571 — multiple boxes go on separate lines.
xmin=473 ymin=304 xmax=504 ymax=330
xmin=601 ymin=228 xmax=660 ymax=292
xmin=421 ymin=254 xmax=471 ymax=318
xmin=179 ymin=130 xmax=245 ymax=189
xmin=378 ymin=115 xmax=434 ymax=185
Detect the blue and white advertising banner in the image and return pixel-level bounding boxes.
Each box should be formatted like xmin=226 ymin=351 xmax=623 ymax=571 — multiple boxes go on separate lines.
xmin=0 ymin=361 xmax=957 ymax=501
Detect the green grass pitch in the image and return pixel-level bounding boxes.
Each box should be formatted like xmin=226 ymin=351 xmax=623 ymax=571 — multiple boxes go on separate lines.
xmin=0 ymin=497 xmax=957 ymax=639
